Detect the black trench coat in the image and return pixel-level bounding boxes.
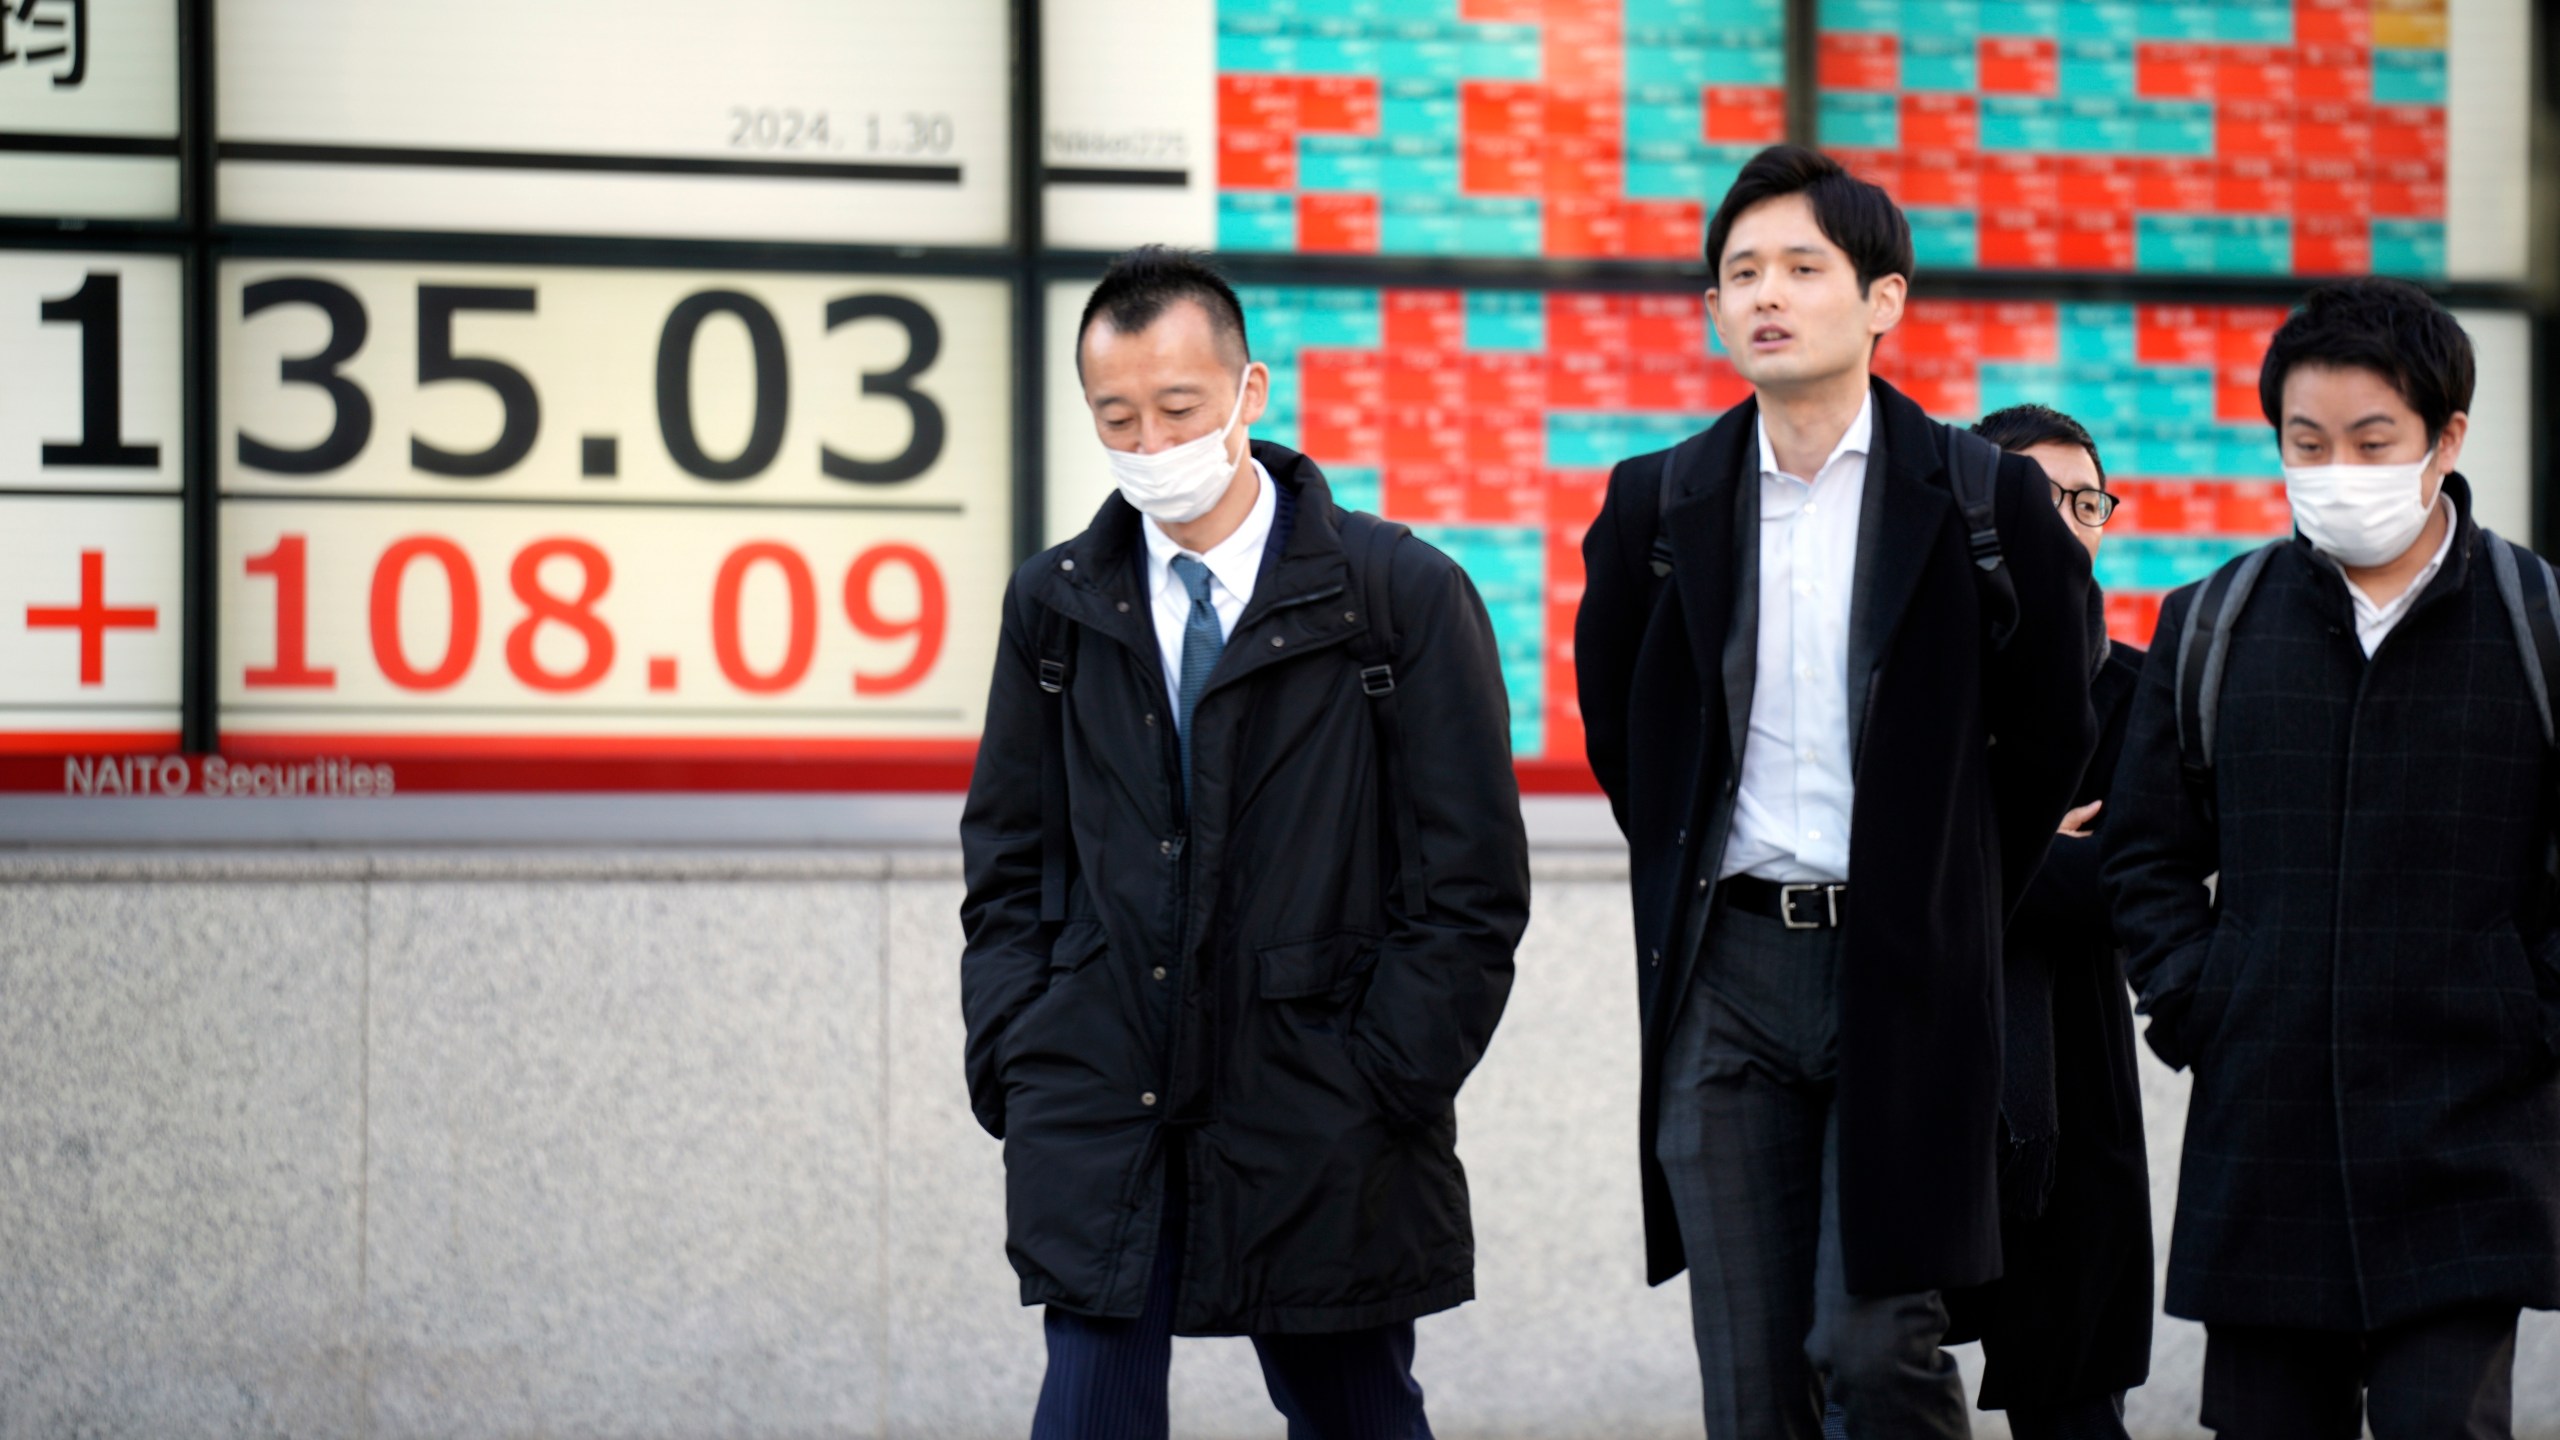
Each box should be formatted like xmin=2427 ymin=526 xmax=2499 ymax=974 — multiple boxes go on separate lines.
xmin=2103 ymin=477 xmax=2560 ymax=1330
xmin=959 ymin=443 xmax=1530 ymax=1336
xmin=1576 ymin=379 xmax=2099 ymax=1297
xmin=1951 ymin=638 xmax=2154 ymax=1409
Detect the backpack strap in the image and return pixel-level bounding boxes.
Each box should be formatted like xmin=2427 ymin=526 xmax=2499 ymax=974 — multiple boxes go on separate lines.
xmin=2485 ymin=529 xmax=2560 ymax=750
xmin=1342 ymin=510 xmax=1427 ymax=917
xmin=1944 ymin=426 xmax=2019 ymax=651
xmin=2172 ymin=541 xmax=2279 ymax=825
xmin=1648 ymin=445 xmax=1677 ymax=578
xmin=1033 ymin=601 xmax=1077 ymax=925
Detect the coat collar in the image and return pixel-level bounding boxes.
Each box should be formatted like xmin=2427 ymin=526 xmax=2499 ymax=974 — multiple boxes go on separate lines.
xmin=1034 ymin=441 xmax=1359 ymax=674
xmin=1847 ymin=378 xmax=1958 ymax=757
xmin=1662 ymin=378 xmax=1954 ymax=768
xmin=2286 ymin=471 xmax=2480 ymax=606
xmin=1662 ymin=401 xmax=1761 ymax=769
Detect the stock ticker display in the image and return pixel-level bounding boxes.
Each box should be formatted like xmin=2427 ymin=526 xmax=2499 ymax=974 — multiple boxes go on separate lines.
xmin=1215 ymin=0 xmax=1788 ymax=258
xmin=1817 ymin=0 xmax=2453 ymax=275
xmin=0 ymin=0 xmax=2528 ymax=796
xmin=1213 ymin=0 xmax=2453 ymax=274
xmin=1236 ymin=285 xmax=2294 ymax=764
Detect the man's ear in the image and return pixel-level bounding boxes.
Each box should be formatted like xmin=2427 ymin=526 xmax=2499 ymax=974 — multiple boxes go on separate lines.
xmin=2431 ymin=410 xmax=2469 ymax=482
xmin=1865 ymin=272 xmax=1908 ymax=338
xmin=1240 ymin=360 xmax=1269 ymax=429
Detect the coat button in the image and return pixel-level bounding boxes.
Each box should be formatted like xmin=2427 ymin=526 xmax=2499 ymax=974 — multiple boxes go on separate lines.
xmin=1144 ymin=713 xmax=1157 ymax=726
xmin=1152 ymin=966 xmax=1167 ymax=980
xmin=1271 ymin=636 xmax=1285 ymax=648
xmin=1116 ymin=600 xmax=1130 ymax=612
xmin=1675 ymin=827 xmax=1686 ymax=844
xmin=1159 ymin=840 xmax=1173 ymax=855
xmin=1140 ymin=1091 xmax=1158 ymax=1108
xmin=1344 ymin=611 xmax=1357 ymax=622
xmin=1060 ymin=558 xmax=1075 ymax=572
xmin=1697 ymin=878 xmax=1710 ymax=892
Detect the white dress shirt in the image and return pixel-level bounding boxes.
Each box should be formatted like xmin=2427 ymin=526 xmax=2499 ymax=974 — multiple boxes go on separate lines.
xmin=1140 ymin=458 xmax=1275 ymax=721
xmin=2335 ymin=496 xmax=2455 ymax=657
xmin=1720 ymin=394 xmax=1873 ymax=883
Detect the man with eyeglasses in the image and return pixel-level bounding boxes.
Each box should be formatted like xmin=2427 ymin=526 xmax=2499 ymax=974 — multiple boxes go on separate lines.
xmin=1948 ymin=405 xmax=2154 ymax=1439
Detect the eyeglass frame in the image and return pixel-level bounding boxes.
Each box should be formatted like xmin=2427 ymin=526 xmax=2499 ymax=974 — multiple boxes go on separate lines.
xmin=2049 ymin=480 xmax=2123 ymax=528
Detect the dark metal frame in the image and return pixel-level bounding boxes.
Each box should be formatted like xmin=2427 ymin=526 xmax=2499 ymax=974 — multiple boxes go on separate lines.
xmin=3 ymin=0 xmax=2549 ymax=756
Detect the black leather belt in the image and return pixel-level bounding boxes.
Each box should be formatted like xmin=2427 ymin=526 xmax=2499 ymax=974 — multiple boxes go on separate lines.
xmin=1721 ymin=874 xmax=1848 ymax=930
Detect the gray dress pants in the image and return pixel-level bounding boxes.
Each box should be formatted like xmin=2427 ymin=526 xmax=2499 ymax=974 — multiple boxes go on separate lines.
xmin=1656 ymin=902 xmax=1970 ymax=1440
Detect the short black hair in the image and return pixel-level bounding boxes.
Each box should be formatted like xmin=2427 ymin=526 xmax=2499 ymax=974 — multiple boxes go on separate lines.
xmin=1075 ymin=245 xmax=1250 ymax=379
xmin=1974 ymin=404 xmax=2106 ymax=492
xmin=1705 ymin=144 xmax=1914 ymax=298
xmin=2257 ymin=276 xmax=2474 ymax=443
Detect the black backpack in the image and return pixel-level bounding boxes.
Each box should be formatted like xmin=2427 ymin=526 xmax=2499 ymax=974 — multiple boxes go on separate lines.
xmin=1645 ymin=422 xmax=2024 ymax=652
xmin=2172 ymin=529 xmax=2560 ymax=823
xmin=1026 ymin=510 xmax=1427 ymax=926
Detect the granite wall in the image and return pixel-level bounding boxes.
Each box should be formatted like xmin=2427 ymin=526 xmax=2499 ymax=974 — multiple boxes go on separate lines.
xmin=2 ymin=847 xmax=2554 ymax=1439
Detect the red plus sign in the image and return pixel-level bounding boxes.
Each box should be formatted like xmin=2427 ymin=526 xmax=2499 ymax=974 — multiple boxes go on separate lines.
xmin=27 ymin=549 xmax=158 ymax=686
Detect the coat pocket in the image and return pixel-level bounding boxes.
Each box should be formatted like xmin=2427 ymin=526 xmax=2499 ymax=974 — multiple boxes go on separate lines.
xmin=999 ymin=919 xmax=1110 ymax=1074
xmin=2176 ymin=912 xmax=2252 ymax=1065
xmin=1257 ymin=929 xmax=1393 ymax=1123
xmin=1049 ymin=918 xmax=1110 ymax=976
xmin=1257 ymin=929 xmax=1380 ymax=1004
xmin=2472 ymin=920 xmax=2557 ymax=1070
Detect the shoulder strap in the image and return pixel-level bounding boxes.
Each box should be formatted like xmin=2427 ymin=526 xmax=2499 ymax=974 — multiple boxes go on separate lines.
xmin=1034 ymin=601 xmax=1077 ymax=925
xmin=2484 ymin=531 xmax=2560 ymax=893
xmin=2172 ymin=541 xmax=2278 ymax=824
xmin=1944 ymin=426 xmax=2020 ymax=651
xmin=1342 ymin=510 xmax=1428 ymax=917
xmin=1648 ymin=446 xmax=1677 ymax=578
xmin=2485 ymin=529 xmax=2560 ymax=750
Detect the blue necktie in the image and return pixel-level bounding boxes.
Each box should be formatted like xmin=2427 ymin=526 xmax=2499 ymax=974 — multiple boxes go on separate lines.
xmin=1169 ymin=554 xmax=1223 ymax=802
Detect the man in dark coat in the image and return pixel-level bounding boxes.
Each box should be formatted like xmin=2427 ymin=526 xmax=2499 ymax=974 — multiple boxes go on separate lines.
xmin=1948 ymin=405 xmax=2154 ymax=1439
xmin=2103 ymin=278 xmax=2560 ymax=1438
xmin=1576 ymin=145 xmax=2098 ymax=1439
xmin=960 ymin=246 xmax=1530 ymax=1440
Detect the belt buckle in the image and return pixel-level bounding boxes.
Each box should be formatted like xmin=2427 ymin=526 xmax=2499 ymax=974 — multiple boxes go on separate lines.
xmin=1779 ymin=883 xmax=1832 ymax=930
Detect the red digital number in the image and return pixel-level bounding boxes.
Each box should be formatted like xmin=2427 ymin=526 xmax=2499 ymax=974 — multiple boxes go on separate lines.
xmin=242 ymin=532 xmax=945 ymax=702
xmin=242 ymin=534 xmax=338 ymax=688
xmin=369 ymin=536 xmax=479 ymax=690
xmin=711 ymin=541 xmax=817 ymax=694
xmin=505 ymin=538 xmax=614 ymax=692
xmin=844 ymin=543 xmax=946 ymax=696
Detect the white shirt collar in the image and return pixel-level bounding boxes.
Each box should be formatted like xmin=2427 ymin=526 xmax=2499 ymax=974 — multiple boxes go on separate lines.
xmin=1755 ymin=390 xmax=1874 ymax=485
xmin=1144 ymin=457 xmax=1276 ymax=603
xmin=2335 ymin=495 xmax=2456 ymax=648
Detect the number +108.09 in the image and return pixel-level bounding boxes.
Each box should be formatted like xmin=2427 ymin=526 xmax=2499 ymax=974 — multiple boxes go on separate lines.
xmin=240 ymin=531 xmax=946 ymax=699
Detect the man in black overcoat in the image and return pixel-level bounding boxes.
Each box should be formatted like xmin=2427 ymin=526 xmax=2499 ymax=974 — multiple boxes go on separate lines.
xmin=960 ymin=247 xmax=1530 ymax=1439
xmin=1575 ymin=146 xmax=2099 ymax=1439
xmin=2104 ymin=278 xmax=2560 ymax=1438
xmin=1946 ymin=405 xmax=2154 ymax=1439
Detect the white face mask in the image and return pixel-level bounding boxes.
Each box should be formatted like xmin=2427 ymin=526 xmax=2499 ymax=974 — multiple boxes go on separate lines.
xmin=2282 ymin=447 xmax=2439 ymax=569
xmin=1103 ymin=367 xmax=1256 ymax=525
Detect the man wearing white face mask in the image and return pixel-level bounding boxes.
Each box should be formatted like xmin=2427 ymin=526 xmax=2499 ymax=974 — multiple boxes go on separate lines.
xmin=959 ymin=246 xmax=1529 ymax=1440
xmin=2103 ymin=278 xmax=2560 ymax=1440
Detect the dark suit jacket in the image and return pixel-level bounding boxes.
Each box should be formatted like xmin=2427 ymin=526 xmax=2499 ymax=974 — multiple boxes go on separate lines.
xmin=1576 ymin=377 xmax=2099 ymax=1296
